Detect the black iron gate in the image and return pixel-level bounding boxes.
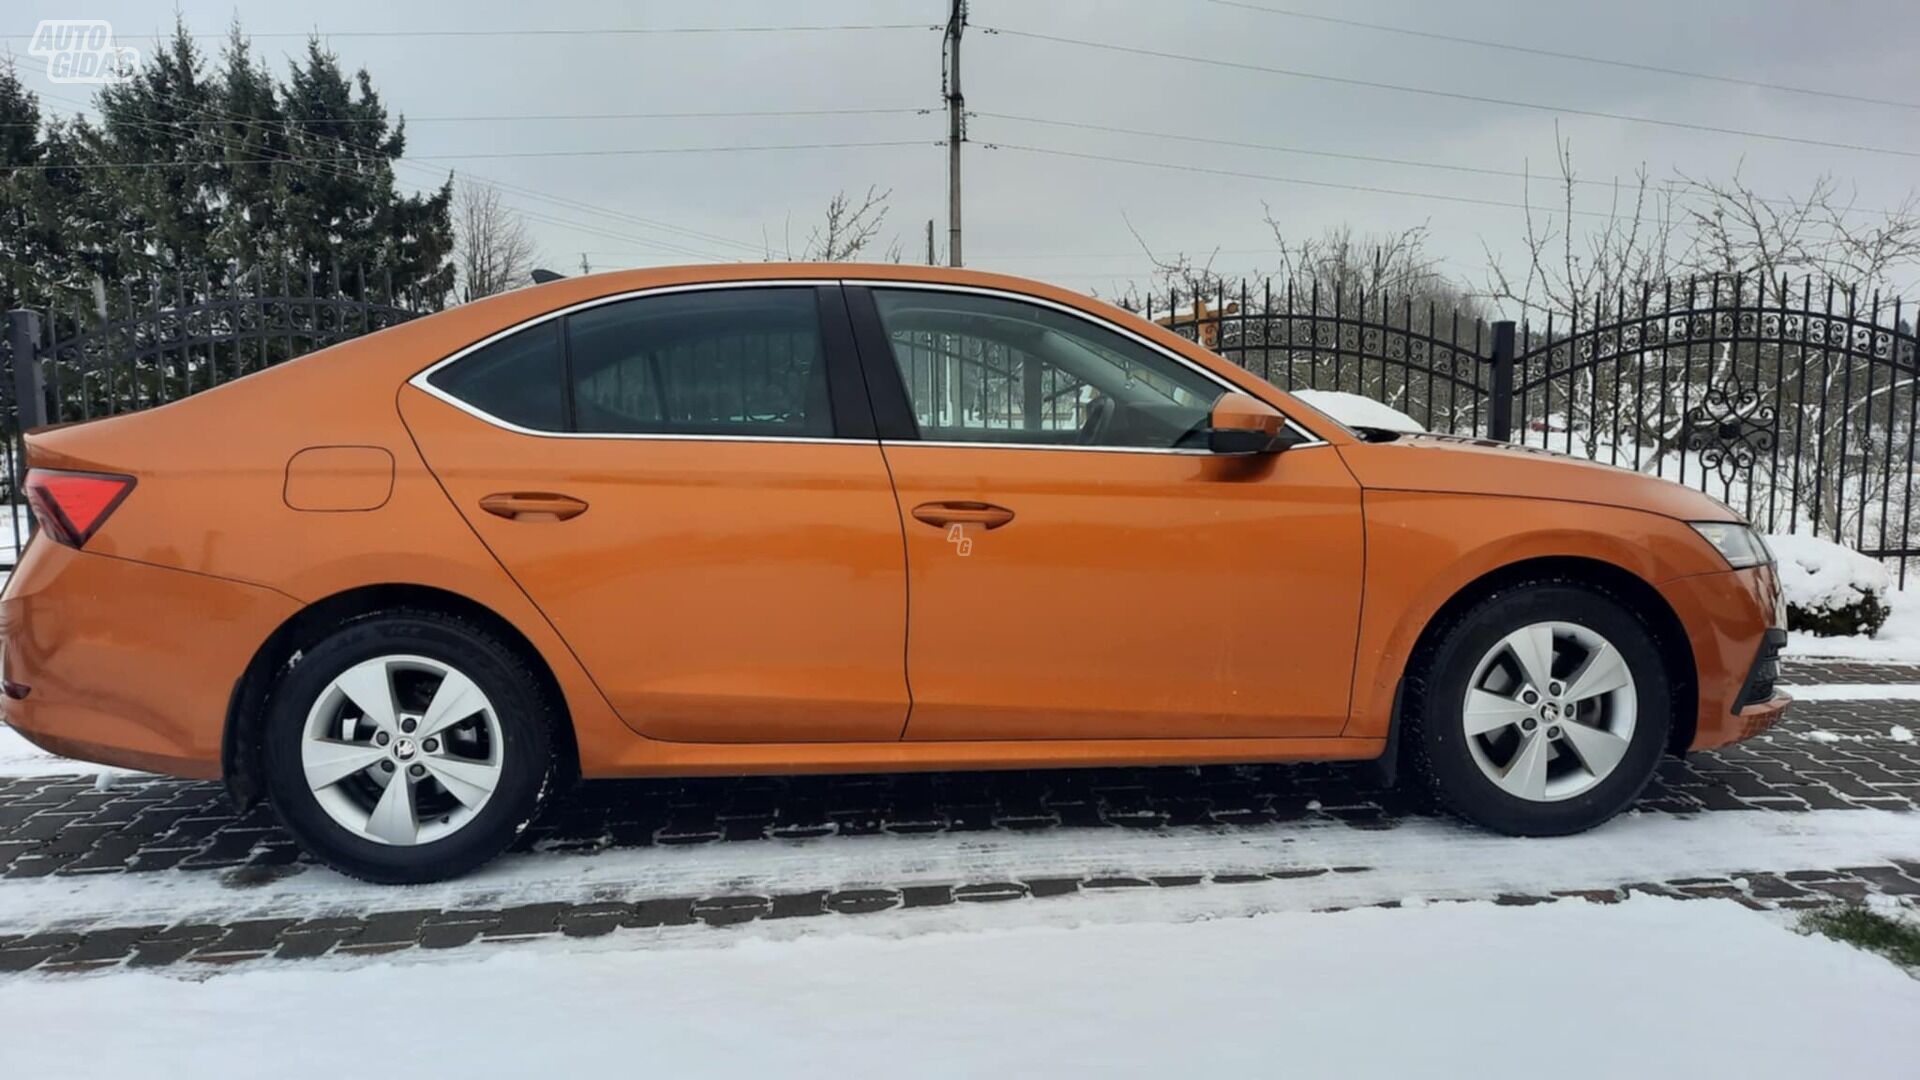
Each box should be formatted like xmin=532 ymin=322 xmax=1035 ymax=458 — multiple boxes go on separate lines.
xmin=1163 ymin=273 xmax=1919 ymax=582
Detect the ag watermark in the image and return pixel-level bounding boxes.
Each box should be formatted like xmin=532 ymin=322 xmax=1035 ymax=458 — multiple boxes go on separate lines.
xmin=28 ymin=20 xmax=140 ymax=84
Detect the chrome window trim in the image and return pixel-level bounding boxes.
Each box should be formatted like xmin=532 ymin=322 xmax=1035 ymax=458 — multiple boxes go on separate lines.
xmin=845 ymin=278 xmax=1328 ymax=449
xmin=406 ymin=279 xmax=856 ymax=443
xmin=886 ymin=439 xmax=1215 ymax=456
xmin=406 ymin=275 xmax=1329 ymax=451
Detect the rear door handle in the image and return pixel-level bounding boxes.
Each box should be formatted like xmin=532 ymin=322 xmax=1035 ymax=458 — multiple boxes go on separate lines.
xmin=910 ymin=501 xmax=1015 ymax=530
xmin=480 ymin=492 xmax=589 ymax=522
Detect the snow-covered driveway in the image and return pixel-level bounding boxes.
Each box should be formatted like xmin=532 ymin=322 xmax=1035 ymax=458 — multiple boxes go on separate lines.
xmin=0 ymin=659 xmax=1916 ymax=1077
xmin=4 ymin=895 xmax=1917 ymax=1079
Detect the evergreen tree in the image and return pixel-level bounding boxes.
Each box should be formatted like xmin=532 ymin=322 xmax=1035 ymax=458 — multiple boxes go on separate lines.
xmin=2 ymin=18 xmax=455 ymax=318
xmin=0 ymin=60 xmax=90 ymax=315
xmin=277 ymin=38 xmax=453 ymax=302
xmin=88 ymin=18 xmax=221 ymax=284
xmin=208 ymin=24 xmax=288 ymax=277
xmin=0 ymin=57 xmax=49 ymax=313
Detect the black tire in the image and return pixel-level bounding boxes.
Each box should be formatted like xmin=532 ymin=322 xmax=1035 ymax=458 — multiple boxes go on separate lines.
xmin=1406 ymin=577 xmax=1670 ymax=836
xmin=261 ymin=609 xmax=557 ymax=884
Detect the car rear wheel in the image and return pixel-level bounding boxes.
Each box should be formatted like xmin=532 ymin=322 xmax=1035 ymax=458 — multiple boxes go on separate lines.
xmin=261 ymin=610 xmax=555 ymax=883
xmin=1408 ymin=579 xmax=1671 ymax=836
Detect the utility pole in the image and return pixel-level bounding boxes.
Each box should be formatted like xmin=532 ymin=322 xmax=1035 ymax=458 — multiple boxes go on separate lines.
xmin=943 ymin=0 xmax=965 ymax=268
xmin=579 ymin=253 xmax=591 ymax=275
xmin=926 ymin=219 xmax=936 ymax=265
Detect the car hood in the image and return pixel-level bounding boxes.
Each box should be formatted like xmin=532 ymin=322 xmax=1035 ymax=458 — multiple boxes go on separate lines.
xmin=1334 ymin=433 xmax=1742 ymax=523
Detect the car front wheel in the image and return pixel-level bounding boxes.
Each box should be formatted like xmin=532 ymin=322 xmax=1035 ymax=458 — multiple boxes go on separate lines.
xmin=1409 ymin=579 xmax=1671 ymax=836
xmin=261 ymin=610 xmax=555 ymax=883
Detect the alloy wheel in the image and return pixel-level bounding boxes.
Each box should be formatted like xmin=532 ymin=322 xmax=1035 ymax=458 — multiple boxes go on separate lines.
xmin=299 ymin=654 xmax=504 ymax=845
xmin=1459 ymin=621 xmax=1638 ymax=802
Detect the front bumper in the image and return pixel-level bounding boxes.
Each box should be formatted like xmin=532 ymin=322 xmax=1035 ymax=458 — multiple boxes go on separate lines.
xmin=1 ymin=540 xmax=297 ymax=779
xmin=1659 ymin=564 xmax=1792 ymax=752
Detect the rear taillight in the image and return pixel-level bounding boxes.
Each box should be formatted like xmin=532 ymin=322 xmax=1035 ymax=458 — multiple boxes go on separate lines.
xmin=24 ymin=468 xmax=136 ymax=548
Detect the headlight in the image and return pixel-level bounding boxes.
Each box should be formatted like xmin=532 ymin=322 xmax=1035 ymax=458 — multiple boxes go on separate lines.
xmin=1689 ymin=521 xmax=1772 ymax=569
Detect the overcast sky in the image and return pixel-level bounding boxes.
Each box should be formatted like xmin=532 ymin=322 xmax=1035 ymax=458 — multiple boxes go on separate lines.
xmin=12 ymin=0 xmax=1920 ymax=306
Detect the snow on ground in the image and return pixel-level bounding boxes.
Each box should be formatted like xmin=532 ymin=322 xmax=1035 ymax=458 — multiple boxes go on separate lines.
xmin=1778 ymin=683 xmax=1920 ymax=700
xmin=0 ymin=723 xmax=113 ymax=777
xmin=1 ymin=895 xmax=1914 ymax=1079
xmin=6 ymin=806 xmax=1919 ymax=936
xmin=0 ymin=505 xmax=22 ymax=568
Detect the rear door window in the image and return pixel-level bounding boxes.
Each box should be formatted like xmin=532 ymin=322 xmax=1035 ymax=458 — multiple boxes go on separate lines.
xmin=566 ymin=288 xmax=833 ymax=438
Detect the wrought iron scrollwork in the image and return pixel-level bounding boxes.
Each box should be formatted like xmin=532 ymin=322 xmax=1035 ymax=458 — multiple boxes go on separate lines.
xmin=1681 ymin=386 xmax=1776 ymax=483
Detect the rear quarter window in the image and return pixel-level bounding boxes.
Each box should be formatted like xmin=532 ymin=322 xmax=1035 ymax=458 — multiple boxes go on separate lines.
xmin=426 ymin=321 xmax=566 ymax=432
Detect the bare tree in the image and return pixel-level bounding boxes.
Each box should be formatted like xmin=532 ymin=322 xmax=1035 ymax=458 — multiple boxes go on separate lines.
xmin=454 ymin=182 xmax=538 ymax=302
xmin=1676 ymin=168 xmax=1920 ymax=291
xmin=1106 ymin=213 xmax=1491 ymax=429
xmin=767 ymin=187 xmax=894 ymax=262
xmin=1480 ymin=133 xmax=1920 ymax=539
xmin=1105 ymin=214 xmax=1228 ymax=314
xmin=1263 ymin=214 xmax=1483 ymax=318
xmin=1110 ymin=213 xmax=1480 ymax=319
xmin=1480 ymin=127 xmax=1681 ymax=326
xmin=1483 ymin=128 xmax=1920 ymax=321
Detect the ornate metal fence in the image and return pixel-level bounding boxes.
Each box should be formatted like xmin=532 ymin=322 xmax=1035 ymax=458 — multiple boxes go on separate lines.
xmin=5 ymin=269 xmax=1915 ymax=584
xmin=1158 ymin=274 xmax=1919 ymax=583
xmin=1152 ymin=280 xmax=1499 ymax=438
xmin=2 ymin=266 xmax=431 ymax=566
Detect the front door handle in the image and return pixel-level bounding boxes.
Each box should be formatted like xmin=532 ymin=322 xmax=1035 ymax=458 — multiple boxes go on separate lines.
xmin=911 ymin=501 xmax=1015 ymax=530
xmin=480 ymin=492 xmax=589 ymax=522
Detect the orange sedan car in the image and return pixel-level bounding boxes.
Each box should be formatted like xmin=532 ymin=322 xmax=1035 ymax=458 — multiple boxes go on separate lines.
xmin=0 ymin=264 xmax=1790 ymax=882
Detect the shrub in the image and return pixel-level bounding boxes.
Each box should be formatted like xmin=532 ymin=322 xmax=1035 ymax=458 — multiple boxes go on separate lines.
xmin=1767 ymin=533 xmax=1892 ymax=638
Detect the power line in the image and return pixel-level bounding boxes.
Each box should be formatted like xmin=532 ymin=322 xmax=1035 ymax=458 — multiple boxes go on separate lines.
xmin=972 ymin=247 xmax=1296 ymax=260
xmin=1 ymin=139 xmax=934 ymax=171
xmin=496 ymin=203 xmax=742 ymax=263
xmin=0 ymin=106 xmax=935 ymax=128
xmin=20 ymin=85 xmax=934 ymax=255
xmin=0 ymin=23 xmax=937 ymax=41
xmin=973 ymin=111 xmax=1913 ymax=220
xmin=981 ymin=141 xmax=1674 ymax=222
xmin=28 ymin=88 xmax=801 ymax=256
xmin=1201 ymin=0 xmax=1920 ymax=113
xmin=26 ymin=88 xmax=755 ymax=262
xmin=978 ymin=110 xmax=1513 ymax=181
xmin=976 ymin=25 xmax=1920 ymax=161
xmin=439 ymin=175 xmax=764 ymax=257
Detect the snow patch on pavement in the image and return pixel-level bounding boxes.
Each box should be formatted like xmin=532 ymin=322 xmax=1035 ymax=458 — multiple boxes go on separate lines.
xmin=0 ymin=723 xmax=118 ymax=778
xmin=5 ymin=808 xmax=1919 ymax=935
xmin=1 ymin=896 xmax=1913 ymax=1079
xmin=1778 ymin=683 xmax=1920 ymax=701
xmin=1793 ymin=727 xmax=1914 ymax=745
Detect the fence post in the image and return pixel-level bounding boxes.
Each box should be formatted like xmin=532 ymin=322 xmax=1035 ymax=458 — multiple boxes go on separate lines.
xmin=5 ymin=309 xmax=46 ymax=547
xmin=1022 ymin=358 xmax=1042 ymax=431
xmin=6 ymin=310 xmax=46 ymax=433
xmin=1488 ymin=320 xmax=1516 ymax=441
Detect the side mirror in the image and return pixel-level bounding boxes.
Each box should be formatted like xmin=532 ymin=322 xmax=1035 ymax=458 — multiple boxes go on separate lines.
xmin=1205 ymin=393 xmax=1297 ymax=454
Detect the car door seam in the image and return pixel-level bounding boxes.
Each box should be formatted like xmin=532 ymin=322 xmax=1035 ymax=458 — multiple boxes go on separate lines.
xmin=392 ymin=384 xmax=627 ymax=725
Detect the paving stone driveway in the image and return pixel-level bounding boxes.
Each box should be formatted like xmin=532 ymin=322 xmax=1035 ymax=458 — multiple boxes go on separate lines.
xmin=1 ymin=660 xmax=1915 ymax=973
